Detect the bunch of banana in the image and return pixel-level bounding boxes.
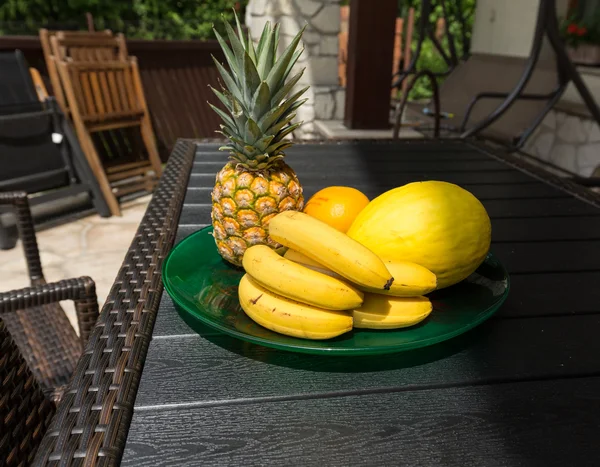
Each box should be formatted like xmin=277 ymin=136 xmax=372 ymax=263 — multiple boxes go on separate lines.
xmin=283 ymin=249 xmax=437 ymax=297
xmin=242 ymin=245 xmax=363 ymax=311
xmin=268 ymin=211 xmax=395 ymax=291
xmin=283 ymin=249 xmax=436 ymax=329
xmin=238 ymin=274 xmax=353 ymax=340
xmin=240 ymin=243 xmax=361 ymax=340
xmin=238 ymin=211 xmax=437 ymax=340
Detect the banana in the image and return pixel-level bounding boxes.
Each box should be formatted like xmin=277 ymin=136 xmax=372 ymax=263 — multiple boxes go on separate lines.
xmin=358 ymin=260 xmax=437 ymax=297
xmin=283 ymin=248 xmax=325 ymax=269
xmin=283 ymin=249 xmax=345 ymax=280
xmin=243 ymin=245 xmax=363 ymax=310
xmin=284 ymin=250 xmax=436 ymax=296
xmin=268 ymin=211 xmax=394 ymax=291
xmin=353 ymin=294 xmax=433 ymax=329
xmin=238 ymin=274 xmax=353 ymax=340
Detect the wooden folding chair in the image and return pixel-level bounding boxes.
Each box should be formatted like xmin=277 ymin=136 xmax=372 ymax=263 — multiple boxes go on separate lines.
xmin=39 ymin=29 xmax=114 ymax=115
xmin=47 ymin=32 xmax=162 ymax=216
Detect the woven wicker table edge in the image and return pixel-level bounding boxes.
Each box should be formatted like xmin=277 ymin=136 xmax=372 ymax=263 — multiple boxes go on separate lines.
xmin=32 ymin=139 xmax=196 ymax=466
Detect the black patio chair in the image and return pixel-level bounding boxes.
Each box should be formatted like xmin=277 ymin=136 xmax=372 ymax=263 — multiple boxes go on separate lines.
xmin=0 ymin=49 xmax=111 ymax=250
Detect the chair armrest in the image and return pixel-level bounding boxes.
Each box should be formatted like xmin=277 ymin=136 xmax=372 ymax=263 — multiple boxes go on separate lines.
xmin=0 ymin=192 xmax=44 ymax=284
xmin=29 ymin=67 xmax=50 ymax=102
xmin=0 ymin=277 xmax=100 ymax=345
xmin=460 ymin=88 xmax=562 ymax=131
xmin=0 ymin=108 xmax=54 ymax=123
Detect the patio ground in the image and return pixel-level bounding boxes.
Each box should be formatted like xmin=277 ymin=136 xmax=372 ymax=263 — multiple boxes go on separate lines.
xmin=0 ymin=195 xmax=151 ymax=332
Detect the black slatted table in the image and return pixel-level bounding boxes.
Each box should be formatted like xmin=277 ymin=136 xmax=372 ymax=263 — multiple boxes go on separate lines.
xmin=121 ymin=140 xmax=600 ymax=466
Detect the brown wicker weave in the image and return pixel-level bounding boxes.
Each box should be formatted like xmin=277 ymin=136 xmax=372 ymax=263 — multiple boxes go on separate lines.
xmin=0 ymin=319 xmax=55 ymax=467
xmin=30 ymin=140 xmax=195 ymax=466
xmin=0 ymin=277 xmax=99 ymax=466
xmin=0 ymin=192 xmax=99 ymax=392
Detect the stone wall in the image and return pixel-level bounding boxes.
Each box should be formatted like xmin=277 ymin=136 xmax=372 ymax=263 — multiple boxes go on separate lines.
xmin=245 ymin=0 xmax=345 ymax=139
xmin=523 ymin=110 xmax=600 ymax=178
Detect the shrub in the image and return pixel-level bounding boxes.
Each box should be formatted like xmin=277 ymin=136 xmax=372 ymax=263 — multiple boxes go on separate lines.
xmin=0 ymin=0 xmax=248 ymax=40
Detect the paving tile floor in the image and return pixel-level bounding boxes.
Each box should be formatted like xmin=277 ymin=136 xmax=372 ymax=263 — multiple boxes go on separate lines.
xmin=0 ymin=195 xmax=151 ymax=333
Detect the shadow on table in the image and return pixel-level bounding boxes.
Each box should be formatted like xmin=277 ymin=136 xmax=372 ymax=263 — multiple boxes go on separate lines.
xmin=178 ymin=304 xmax=495 ymax=374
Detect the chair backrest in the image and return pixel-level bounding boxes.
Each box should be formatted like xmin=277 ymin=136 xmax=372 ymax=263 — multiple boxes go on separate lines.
xmin=57 ymin=60 xmax=144 ymax=126
xmin=39 ymin=28 xmax=116 ymax=113
xmin=51 ymin=32 xmax=128 ymax=63
xmin=0 ymin=50 xmax=43 ymax=115
xmin=0 ymin=51 xmax=68 ymax=191
xmin=438 ymin=52 xmax=562 ymax=145
xmin=0 ymin=319 xmax=56 ymax=465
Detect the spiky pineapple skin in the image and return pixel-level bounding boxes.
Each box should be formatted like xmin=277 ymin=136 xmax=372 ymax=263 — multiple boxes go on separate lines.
xmin=211 ymin=160 xmax=304 ymax=266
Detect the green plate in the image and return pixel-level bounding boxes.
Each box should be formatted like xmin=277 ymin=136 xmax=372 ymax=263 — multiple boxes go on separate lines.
xmin=163 ymin=226 xmax=510 ymax=356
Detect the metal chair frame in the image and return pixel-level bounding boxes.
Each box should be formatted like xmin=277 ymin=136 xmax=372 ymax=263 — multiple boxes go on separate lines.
xmin=393 ymin=0 xmax=600 ymax=153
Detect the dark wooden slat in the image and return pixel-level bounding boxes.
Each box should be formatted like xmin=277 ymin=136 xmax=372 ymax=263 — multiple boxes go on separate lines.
xmin=180 ymin=196 xmax=599 ymax=221
xmin=491 ymin=241 xmax=600 ymax=273
xmin=326 ymin=184 xmax=568 ymax=200
xmin=481 ymin=197 xmax=600 ymax=218
xmin=182 ymin=66 xmax=206 ymax=136
xmin=194 ymin=147 xmax=496 ymax=164
xmin=184 ymin=183 xmax=568 ymax=204
xmin=123 ymin=377 xmax=600 ymax=466
xmin=192 ymin=159 xmax=515 ymax=173
xmin=178 ymin=204 xmax=211 ymax=226
xmin=196 ymin=141 xmax=490 ymax=153
xmin=189 ymin=170 xmax=535 ymax=186
xmin=491 ymin=216 xmax=600 ymax=241
xmin=315 ymin=141 xmax=484 ymax=154
xmin=138 ymin=67 xmax=169 ymax=153
xmin=193 ymin=66 xmax=217 ymax=134
xmin=152 ymin=294 xmax=220 ymax=338
xmin=145 ymin=68 xmax=175 ymax=152
xmin=184 ymin=188 xmax=212 ymax=204
xmin=174 ymin=224 xmax=208 ymax=244
xmin=177 ymin=207 xmax=600 ymax=241
xmin=135 ymin=315 xmax=600 ymax=406
xmin=500 ymin=272 xmax=600 ymax=317
xmin=160 ymin=67 xmax=195 ymax=138
xmin=152 ymin=291 xmax=222 ymax=340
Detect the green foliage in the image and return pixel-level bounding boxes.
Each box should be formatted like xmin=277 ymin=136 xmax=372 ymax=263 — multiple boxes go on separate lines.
xmin=209 ymin=12 xmax=308 ymax=166
xmin=128 ymin=0 xmax=248 ymax=40
xmin=398 ymin=0 xmax=476 ymax=101
xmin=560 ymin=11 xmax=600 ymax=47
xmin=0 ymin=0 xmax=248 ymax=40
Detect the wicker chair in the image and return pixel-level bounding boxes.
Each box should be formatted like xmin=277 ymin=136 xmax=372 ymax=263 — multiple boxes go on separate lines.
xmin=0 ymin=318 xmax=55 ymax=465
xmin=0 ymin=276 xmax=99 ymax=465
xmin=0 ymin=192 xmax=99 ymax=393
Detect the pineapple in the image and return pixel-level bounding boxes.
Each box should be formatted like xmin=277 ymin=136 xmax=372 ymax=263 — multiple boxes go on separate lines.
xmin=209 ymin=13 xmax=308 ymax=266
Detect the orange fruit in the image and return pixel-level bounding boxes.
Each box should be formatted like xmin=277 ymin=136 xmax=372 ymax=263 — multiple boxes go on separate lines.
xmin=303 ymin=186 xmax=370 ymax=232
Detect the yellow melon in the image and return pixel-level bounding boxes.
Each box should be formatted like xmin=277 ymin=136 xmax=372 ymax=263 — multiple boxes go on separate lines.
xmin=347 ymin=181 xmax=491 ymax=289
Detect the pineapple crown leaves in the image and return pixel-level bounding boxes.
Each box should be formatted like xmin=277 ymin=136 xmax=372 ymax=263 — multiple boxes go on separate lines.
xmin=209 ymin=10 xmax=309 ymax=170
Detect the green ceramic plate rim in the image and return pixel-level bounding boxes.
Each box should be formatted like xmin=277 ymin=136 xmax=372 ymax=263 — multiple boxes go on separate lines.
xmin=162 ymin=226 xmax=511 ymax=356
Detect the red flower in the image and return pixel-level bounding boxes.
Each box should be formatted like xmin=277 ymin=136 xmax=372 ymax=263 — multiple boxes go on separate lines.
xmin=567 ymin=23 xmax=579 ymax=34
xmin=578 ymin=26 xmax=587 ymax=36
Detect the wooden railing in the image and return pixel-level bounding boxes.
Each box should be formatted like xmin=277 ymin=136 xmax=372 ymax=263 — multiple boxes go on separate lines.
xmin=0 ymin=36 xmax=225 ymax=161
